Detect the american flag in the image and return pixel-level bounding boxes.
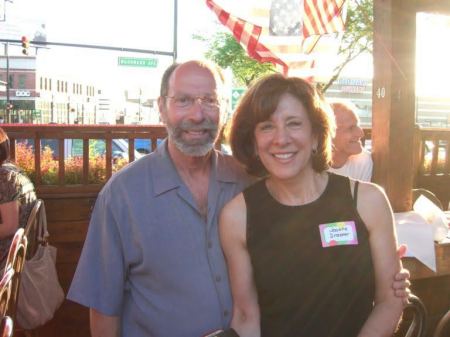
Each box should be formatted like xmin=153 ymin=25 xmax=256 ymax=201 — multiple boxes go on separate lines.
xmin=205 ymin=0 xmax=346 ymax=78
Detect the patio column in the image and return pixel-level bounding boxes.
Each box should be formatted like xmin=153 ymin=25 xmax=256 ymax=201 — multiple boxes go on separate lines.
xmin=372 ymin=0 xmax=416 ymax=212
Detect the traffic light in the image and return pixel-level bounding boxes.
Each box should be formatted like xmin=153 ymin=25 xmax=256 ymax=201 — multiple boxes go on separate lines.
xmin=21 ymin=36 xmax=29 ymax=55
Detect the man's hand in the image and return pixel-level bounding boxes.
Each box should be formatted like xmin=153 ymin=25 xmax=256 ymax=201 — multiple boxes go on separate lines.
xmin=393 ymin=244 xmax=411 ymax=305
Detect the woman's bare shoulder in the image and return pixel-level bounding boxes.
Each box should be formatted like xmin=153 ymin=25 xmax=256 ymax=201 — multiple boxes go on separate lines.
xmin=221 ymin=193 xmax=247 ymax=222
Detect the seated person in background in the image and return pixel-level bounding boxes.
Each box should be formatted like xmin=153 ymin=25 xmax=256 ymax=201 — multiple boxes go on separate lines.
xmin=328 ymin=100 xmax=373 ymax=181
xmin=0 ymin=127 xmax=36 ymax=266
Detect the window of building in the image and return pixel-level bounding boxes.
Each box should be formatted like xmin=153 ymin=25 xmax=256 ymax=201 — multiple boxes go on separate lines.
xmin=18 ymin=75 xmax=26 ymax=89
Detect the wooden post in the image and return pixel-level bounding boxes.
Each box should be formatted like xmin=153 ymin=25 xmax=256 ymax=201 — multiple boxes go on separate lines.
xmin=372 ymin=0 xmax=417 ymax=211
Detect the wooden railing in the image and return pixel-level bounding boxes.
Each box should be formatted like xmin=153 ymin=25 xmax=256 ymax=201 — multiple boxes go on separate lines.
xmin=3 ymin=124 xmax=167 ymax=197
xmin=2 ymin=124 xmax=450 ymax=205
xmin=415 ymin=128 xmax=450 ymax=209
xmin=363 ymin=127 xmax=450 ymax=208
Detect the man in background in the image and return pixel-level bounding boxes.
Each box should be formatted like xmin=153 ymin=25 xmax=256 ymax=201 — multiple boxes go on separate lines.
xmin=328 ymin=100 xmax=373 ymax=181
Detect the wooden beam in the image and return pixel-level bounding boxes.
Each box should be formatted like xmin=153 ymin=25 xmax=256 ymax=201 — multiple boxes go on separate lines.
xmin=415 ymin=0 xmax=450 ymax=14
xmin=372 ymin=0 xmax=417 ymax=211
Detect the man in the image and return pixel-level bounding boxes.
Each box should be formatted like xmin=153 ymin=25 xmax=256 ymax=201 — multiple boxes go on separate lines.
xmin=68 ymin=60 xmax=250 ymax=337
xmin=68 ymin=61 xmax=409 ymax=337
xmin=328 ymin=100 xmax=373 ymax=181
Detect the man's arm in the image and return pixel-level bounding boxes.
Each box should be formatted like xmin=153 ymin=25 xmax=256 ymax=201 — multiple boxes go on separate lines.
xmin=90 ymin=309 xmax=120 ymax=337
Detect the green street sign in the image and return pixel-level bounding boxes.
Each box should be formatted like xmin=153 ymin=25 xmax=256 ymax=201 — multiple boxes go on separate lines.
xmin=118 ymin=57 xmax=158 ymax=68
xmin=231 ymin=88 xmax=245 ymax=110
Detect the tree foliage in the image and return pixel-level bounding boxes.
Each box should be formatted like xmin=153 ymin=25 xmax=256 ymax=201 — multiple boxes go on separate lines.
xmin=195 ymin=32 xmax=275 ymax=87
xmin=320 ymin=0 xmax=373 ymax=92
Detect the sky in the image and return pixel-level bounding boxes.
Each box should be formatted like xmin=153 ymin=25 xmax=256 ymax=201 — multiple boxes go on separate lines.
xmin=2 ymin=1 xmax=450 ymax=99
xmin=2 ymin=0 xmax=216 ymax=56
xmin=1 ymin=0 xmax=222 ymax=97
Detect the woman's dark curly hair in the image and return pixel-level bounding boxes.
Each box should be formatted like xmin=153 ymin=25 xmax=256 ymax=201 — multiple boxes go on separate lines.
xmin=229 ymin=73 xmax=335 ymax=177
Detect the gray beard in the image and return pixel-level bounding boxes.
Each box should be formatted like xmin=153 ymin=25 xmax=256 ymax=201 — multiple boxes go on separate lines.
xmin=166 ymin=119 xmax=219 ymax=157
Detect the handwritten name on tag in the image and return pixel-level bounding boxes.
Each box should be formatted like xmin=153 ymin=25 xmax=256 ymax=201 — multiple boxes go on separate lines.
xmin=319 ymin=221 xmax=358 ymax=247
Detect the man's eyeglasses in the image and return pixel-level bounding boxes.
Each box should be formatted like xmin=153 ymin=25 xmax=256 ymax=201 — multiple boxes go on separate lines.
xmin=165 ymin=95 xmax=220 ymax=110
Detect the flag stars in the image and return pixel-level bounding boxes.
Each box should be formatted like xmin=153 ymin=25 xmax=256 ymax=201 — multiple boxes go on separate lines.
xmin=270 ymin=0 xmax=302 ymax=36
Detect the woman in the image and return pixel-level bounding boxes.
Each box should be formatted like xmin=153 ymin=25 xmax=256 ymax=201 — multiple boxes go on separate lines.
xmin=0 ymin=127 xmax=36 ymax=265
xmin=219 ymin=74 xmax=403 ymax=337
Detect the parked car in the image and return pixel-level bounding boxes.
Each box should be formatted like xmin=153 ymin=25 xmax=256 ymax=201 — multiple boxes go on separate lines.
xmin=134 ymin=138 xmax=164 ymax=154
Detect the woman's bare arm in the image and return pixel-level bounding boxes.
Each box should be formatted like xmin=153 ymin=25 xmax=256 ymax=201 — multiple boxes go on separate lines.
xmin=356 ymin=182 xmax=404 ymax=337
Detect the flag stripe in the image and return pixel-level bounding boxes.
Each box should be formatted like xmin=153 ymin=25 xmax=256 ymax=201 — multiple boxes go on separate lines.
xmin=305 ymin=0 xmax=327 ymax=35
xmin=303 ymin=0 xmax=345 ymax=37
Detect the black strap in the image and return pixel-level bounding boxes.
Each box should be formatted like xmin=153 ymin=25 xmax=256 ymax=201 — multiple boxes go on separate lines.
xmin=353 ymin=180 xmax=359 ymax=208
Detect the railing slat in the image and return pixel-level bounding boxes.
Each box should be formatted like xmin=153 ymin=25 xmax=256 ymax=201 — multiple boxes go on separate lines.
xmin=105 ymin=138 xmax=112 ymax=180
xmin=445 ymin=140 xmax=450 ymax=174
xmin=431 ymin=138 xmax=439 ymax=175
xmin=35 ymin=136 xmax=41 ymax=185
xmin=82 ymin=138 xmax=89 ymax=185
xmin=58 ymin=138 xmax=65 ymax=185
xmin=128 ymin=138 xmax=135 ymax=162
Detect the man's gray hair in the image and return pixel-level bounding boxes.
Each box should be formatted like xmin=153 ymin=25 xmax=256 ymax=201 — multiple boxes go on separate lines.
xmin=159 ymin=60 xmax=226 ymax=101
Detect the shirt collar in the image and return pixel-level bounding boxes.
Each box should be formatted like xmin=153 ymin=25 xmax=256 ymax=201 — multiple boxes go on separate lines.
xmin=151 ymin=139 xmax=240 ymax=196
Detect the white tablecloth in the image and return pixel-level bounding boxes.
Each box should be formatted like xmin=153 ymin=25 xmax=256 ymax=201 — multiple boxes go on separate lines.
xmin=394 ymin=211 xmax=437 ymax=272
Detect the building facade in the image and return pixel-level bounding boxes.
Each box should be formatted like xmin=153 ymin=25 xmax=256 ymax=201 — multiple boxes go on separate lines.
xmin=0 ymin=54 xmax=100 ymax=124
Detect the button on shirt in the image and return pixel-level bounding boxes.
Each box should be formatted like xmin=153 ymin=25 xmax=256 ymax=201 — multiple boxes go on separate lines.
xmin=67 ymin=140 xmax=251 ymax=337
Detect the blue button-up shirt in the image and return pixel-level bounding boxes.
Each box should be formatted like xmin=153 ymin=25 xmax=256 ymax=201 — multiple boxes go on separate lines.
xmin=67 ymin=140 xmax=250 ymax=337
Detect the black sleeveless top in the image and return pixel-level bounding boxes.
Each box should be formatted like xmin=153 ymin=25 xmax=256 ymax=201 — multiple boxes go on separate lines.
xmin=244 ymin=173 xmax=375 ymax=337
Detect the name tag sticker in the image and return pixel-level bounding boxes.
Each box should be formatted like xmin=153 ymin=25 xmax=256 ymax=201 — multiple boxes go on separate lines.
xmin=319 ymin=221 xmax=358 ymax=248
